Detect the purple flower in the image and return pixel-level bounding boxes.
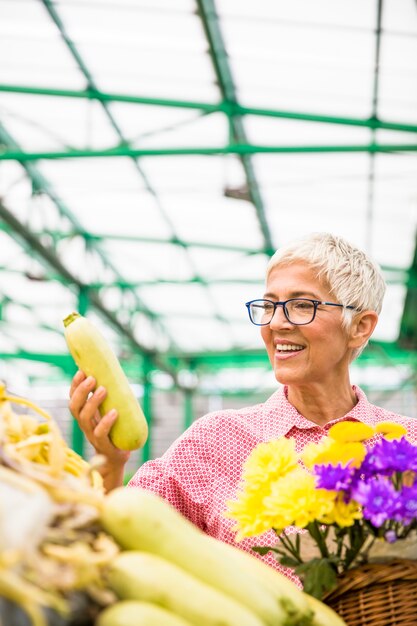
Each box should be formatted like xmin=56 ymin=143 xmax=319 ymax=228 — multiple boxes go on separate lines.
xmin=384 ymin=530 xmax=397 ymax=543
xmin=352 ymin=477 xmax=400 ymax=528
xmin=314 ymin=463 xmax=354 ymax=492
xmin=396 ymin=484 xmax=417 ymax=525
xmin=360 ymin=437 xmax=417 ymax=478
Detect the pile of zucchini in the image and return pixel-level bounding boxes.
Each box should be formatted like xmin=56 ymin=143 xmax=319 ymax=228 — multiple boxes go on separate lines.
xmin=97 ymin=488 xmax=346 ymax=626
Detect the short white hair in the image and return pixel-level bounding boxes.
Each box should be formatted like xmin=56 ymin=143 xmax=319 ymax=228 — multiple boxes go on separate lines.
xmin=266 ymin=232 xmax=386 ymax=359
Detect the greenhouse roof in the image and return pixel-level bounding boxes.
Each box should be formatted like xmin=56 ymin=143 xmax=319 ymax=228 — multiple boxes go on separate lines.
xmin=0 ymin=0 xmax=416 ymax=394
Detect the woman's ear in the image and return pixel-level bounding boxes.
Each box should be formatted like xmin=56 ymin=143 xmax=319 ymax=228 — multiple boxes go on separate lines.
xmin=348 ymin=310 xmax=379 ymax=349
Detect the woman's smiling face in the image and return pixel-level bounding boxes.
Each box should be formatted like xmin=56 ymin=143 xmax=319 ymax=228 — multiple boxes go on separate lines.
xmin=261 ymin=262 xmax=354 ymax=388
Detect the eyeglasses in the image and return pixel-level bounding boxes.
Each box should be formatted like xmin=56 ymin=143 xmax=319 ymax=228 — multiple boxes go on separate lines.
xmin=245 ymin=298 xmax=356 ymax=326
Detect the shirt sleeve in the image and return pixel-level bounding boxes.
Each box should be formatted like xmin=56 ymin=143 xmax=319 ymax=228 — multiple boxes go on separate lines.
xmin=126 ymin=415 xmax=216 ymax=531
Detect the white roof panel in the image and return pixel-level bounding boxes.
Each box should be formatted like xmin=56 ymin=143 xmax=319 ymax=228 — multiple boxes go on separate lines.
xmin=218 ymin=0 xmax=376 ymax=29
xmin=0 ymin=93 xmax=119 ymax=151
xmin=0 ymin=1 xmax=85 ymax=88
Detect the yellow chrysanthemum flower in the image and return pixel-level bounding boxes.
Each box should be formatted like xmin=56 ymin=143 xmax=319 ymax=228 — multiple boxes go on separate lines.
xmin=375 ymin=421 xmax=407 ymax=441
xmin=263 ymin=468 xmax=336 ymax=532
xmin=224 ymin=438 xmax=302 ymax=540
xmin=313 ymin=440 xmax=366 ymax=469
xmin=319 ymin=495 xmax=362 ymax=527
xmin=301 ymin=437 xmax=334 ymax=470
xmin=225 ymin=487 xmax=272 ymax=541
xmin=328 ymin=421 xmax=375 ymax=443
xmin=241 ymin=437 xmax=299 ymax=488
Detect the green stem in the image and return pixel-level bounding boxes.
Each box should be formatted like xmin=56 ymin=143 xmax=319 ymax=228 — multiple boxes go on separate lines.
xmin=307 ymin=521 xmax=330 ymax=558
xmin=393 ymin=471 xmax=402 ymax=490
xmin=63 ymin=311 xmax=80 ymax=327
xmin=344 ymin=523 xmax=368 ymax=569
xmin=277 ymin=532 xmax=303 ymax=564
xmin=335 ymin=527 xmax=348 ymax=559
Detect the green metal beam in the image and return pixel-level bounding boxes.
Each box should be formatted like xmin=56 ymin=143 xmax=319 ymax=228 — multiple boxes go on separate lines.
xmin=2 ymin=143 xmax=417 ymax=161
xmin=141 ymin=356 xmax=153 ymax=463
xmin=2 ymin=83 xmax=417 ymax=134
xmin=0 ymin=222 xmax=262 ymax=255
xmin=0 ymin=83 xmax=222 ymax=113
xmin=71 ymin=290 xmax=89 ymax=456
xmin=0 ymin=351 xmax=74 ymax=370
xmin=0 ymin=339 xmax=413 ymax=375
xmin=399 ymin=235 xmax=417 ymax=350
xmin=0 ymin=350 xmax=146 ymax=379
xmin=196 ymin=0 xmax=274 ymax=256
xmin=167 ymin=340 xmax=417 ymax=370
xmin=183 ymin=388 xmax=194 ymax=430
xmin=364 ymin=0 xmax=381 ymax=253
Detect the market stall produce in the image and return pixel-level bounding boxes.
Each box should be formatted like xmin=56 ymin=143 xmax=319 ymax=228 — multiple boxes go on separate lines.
xmin=0 ymin=385 xmax=346 ymax=626
xmin=0 ymin=384 xmax=116 ymax=626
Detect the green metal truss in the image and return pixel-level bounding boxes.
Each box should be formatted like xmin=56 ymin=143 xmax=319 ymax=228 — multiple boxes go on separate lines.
xmin=0 ymin=83 xmax=416 ymax=134
xmin=0 ymin=0 xmax=415 ymax=401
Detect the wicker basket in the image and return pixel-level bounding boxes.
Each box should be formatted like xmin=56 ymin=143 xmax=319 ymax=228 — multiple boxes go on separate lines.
xmin=323 ymin=559 xmax=417 ymax=626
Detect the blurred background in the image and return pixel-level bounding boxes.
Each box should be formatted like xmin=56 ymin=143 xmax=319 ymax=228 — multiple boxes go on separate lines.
xmin=0 ymin=0 xmax=416 ymax=474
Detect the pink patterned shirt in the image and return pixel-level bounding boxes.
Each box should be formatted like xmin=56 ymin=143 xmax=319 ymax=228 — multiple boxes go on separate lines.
xmin=128 ymin=385 xmax=416 ymax=585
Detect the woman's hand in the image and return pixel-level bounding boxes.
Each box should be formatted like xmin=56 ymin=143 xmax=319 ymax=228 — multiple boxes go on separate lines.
xmin=69 ymin=370 xmax=130 ymax=491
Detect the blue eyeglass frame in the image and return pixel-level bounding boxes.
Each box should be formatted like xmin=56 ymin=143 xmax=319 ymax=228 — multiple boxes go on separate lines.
xmin=245 ymin=298 xmax=356 ymax=326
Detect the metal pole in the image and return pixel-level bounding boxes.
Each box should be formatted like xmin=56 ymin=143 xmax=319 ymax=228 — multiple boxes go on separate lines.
xmin=141 ymin=356 xmax=153 ymax=464
xmin=1 ymin=83 xmax=417 ymax=134
xmin=2 ymin=143 xmax=417 ymax=161
xmin=183 ymin=389 xmax=193 ymax=430
xmin=71 ymin=287 xmax=89 ymax=456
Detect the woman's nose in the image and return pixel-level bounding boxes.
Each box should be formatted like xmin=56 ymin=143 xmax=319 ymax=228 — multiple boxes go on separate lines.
xmin=269 ymin=304 xmax=292 ymax=327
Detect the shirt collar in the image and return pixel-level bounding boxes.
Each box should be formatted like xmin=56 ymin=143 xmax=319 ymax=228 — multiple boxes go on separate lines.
xmin=262 ymin=384 xmax=374 ymax=437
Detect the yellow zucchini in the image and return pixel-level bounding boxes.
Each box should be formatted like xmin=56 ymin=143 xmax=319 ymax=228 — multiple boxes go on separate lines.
xmin=305 ymin=595 xmax=347 ymax=626
xmin=207 ymin=541 xmax=346 ymax=626
xmin=63 ymin=312 xmax=148 ymax=451
xmin=106 ymin=551 xmax=266 ymax=626
xmin=100 ymin=487 xmax=312 ymax=626
xmin=96 ymin=600 xmax=194 ymax=626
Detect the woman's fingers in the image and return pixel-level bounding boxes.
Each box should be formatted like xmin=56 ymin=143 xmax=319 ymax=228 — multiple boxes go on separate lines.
xmin=80 ymin=387 xmax=107 ymax=437
xmin=68 ymin=371 xmax=129 ymax=474
xmin=69 ymin=374 xmax=110 ymax=445
xmin=69 ymin=375 xmax=96 ymax=419
xmin=93 ymin=410 xmax=131 ymax=465
xmin=69 ymin=369 xmax=86 ymax=397
xmin=93 ymin=409 xmax=117 ymax=441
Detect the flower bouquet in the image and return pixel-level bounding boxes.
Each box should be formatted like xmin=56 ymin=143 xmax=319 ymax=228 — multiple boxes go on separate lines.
xmin=225 ymin=421 xmax=417 ymax=625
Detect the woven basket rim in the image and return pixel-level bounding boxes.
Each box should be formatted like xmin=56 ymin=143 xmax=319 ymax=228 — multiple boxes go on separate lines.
xmin=323 ymin=558 xmax=417 ymax=602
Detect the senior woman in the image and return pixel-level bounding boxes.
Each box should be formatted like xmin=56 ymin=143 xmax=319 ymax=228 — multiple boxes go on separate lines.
xmin=69 ymin=232 xmax=416 ymax=579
